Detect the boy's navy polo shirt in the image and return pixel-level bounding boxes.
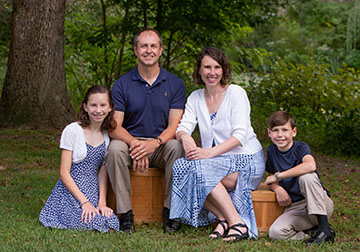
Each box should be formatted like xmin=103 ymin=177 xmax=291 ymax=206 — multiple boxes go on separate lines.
xmin=266 ymin=141 xmax=329 ymax=203
xmin=111 ymin=66 xmax=185 ymax=138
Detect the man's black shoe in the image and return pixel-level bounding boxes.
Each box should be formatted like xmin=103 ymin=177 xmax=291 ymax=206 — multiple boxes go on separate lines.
xmin=162 ymin=207 xmax=181 ymax=233
xmin=119 ymin=209 xmax=135 ymax=234
xmin=304 ymin=228 xmax=335 ymax=245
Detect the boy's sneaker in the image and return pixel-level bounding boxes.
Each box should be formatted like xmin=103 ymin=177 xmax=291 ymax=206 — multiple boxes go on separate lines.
xmin=304 ymin=227 xmax=335 ymax=245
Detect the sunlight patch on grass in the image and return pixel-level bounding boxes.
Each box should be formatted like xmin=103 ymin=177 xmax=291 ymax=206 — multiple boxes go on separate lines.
xmin=0 ymin=128 xmax=359 ymax=251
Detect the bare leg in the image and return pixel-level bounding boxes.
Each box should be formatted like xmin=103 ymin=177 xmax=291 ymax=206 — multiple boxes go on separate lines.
xmin=203 ymin=198 xmax=227 ymax=238
xmin=206 ymin=181 xmax=248 ymax=241
xmin=203 ymin=172 xmax=239 ymax=221
xmin=221 ymin=172 xmax=238 ymax=190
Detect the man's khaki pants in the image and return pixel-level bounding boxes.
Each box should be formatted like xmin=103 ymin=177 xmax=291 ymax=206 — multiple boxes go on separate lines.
xmin=268 ymin=173 xmax=334 ymax=240
xmin=105 ymin=138 xmax=184 ymax=214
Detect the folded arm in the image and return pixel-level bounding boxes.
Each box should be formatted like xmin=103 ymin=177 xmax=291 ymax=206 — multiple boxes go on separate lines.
xmin=264 ymin=154 xmax=316 ymax=185
xmin=109 ymin=109 xmax=183 ymax=172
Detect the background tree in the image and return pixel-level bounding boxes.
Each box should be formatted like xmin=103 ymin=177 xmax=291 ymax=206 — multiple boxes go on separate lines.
xmin=0 ymin=0 xmax=12 ymax=94
xmin=0 ymin=0 xmax=74 ymax=129
xmin=64 ymin=0 xmax=286 ymax=106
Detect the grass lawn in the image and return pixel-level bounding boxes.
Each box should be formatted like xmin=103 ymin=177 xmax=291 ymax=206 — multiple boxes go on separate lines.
xmin=0 ymin=127 xmax=359 ymax=251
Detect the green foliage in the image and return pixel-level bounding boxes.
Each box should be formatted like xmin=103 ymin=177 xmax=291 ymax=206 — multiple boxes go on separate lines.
xmin=250 ymin=0 xmax=360 ymax=71
xmin=0 ymin=1 xmax=11 ymax=94
xmin=237 ymin=59 xmax=360 ymax=156
xmin=63 ymin=0 xmax=287 ymax=108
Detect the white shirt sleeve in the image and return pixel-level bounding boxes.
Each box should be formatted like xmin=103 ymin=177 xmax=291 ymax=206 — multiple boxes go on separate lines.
xmin=59 ymin=123 xmax=76 ymax=151
xmin=230 ymin=86 xmax=251 ymax=146
xmin=176 ymin=91 xmax=199 ymax=135
xmin=59 ymin=122 xmax=87 ymax=164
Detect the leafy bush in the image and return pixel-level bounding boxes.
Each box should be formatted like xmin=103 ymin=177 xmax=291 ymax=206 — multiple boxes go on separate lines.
xmin=236 ymin=59 xmax=360 ymax=156
xmin=249 ymin=0 xmax=360 ymax=72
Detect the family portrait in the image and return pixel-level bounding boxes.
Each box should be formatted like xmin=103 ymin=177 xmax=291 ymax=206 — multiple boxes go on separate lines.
xmin=0 ymin=1 xmax=359 ymax=251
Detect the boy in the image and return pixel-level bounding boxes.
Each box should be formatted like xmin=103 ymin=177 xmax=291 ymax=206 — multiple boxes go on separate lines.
xmin=264 ymin=111 xmax=335 ymax=245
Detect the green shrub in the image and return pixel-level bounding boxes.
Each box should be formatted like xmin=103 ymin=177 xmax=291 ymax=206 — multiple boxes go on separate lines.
xmin=236 ymin=60 xmax=360 ymax=156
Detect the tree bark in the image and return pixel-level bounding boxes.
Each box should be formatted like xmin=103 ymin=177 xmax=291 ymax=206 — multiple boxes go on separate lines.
xmin=0 ymin=0 xmax=74 ymax=129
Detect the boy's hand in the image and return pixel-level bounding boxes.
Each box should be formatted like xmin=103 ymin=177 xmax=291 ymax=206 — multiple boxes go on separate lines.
xmin=264 ymin=174 xmax=277 ymax=185
xmin=273 ymin=186 xmax=292 ymax=207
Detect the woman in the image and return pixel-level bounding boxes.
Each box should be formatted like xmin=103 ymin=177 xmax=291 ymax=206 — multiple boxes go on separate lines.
xmin=169 ymin=47 xmax=265 ymax=242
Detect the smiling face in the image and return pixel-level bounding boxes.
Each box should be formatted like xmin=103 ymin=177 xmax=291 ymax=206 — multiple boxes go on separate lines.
xmin=134 ymin=30 xmax=163 ymax=67
xmin=83 ymin=93 xmax=112 ymax=124
xmin=268 ymin=121 xmax=297 ymax=152
xmin=199 ymin=55 xmax=223 ymax=88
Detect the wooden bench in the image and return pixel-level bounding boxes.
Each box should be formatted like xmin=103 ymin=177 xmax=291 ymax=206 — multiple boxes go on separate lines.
xmin=107 ymin=170 xmax=284 ymax=234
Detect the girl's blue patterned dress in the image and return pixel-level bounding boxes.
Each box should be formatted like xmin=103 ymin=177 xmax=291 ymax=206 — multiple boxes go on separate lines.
xmin=39 ymin=142 xmax=120 ymax=232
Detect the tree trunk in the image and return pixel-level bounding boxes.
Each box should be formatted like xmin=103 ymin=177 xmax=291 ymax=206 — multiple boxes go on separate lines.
xmin=0 ymin=0 xmax=74 ymax=129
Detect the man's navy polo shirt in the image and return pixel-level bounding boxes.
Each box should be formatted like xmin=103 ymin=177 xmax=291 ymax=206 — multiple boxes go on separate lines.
xmin=111 ymin=66 xmax=186 ymax=138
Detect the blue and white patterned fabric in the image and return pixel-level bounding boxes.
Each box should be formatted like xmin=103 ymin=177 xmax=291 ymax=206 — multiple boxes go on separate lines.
xmin=39 ymin=142 xmax=120 ymax=232
xmin=170 ymin=150 xmax=265 ymax=238
xmin=210 ymin=112 xmax=217 ymax=147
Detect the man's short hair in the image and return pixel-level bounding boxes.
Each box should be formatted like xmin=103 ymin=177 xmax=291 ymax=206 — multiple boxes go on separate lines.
xmin=133 ymin=28 xmax=163 ymax=48
xmin=193 ymin=47 xmax=231 ymax=87
xmin=268 ymin=111 xmax=296 ymax=129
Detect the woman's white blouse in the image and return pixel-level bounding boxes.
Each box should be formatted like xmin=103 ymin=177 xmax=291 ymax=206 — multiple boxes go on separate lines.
xmin=176 ymin=84 xmax=262 ymax=155
xmin=59 ymin=122 xmax=110 ymax=163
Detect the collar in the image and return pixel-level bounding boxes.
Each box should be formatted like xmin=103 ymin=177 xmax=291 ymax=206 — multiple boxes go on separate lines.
xmin=131 ymin=65 xmax=166 ymax=87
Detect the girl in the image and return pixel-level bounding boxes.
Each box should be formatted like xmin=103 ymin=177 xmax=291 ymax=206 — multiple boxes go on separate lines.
xmin=39 ymin=85 xmax=120 ymax=232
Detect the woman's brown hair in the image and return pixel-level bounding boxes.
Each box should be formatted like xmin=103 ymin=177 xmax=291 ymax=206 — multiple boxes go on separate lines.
xmin=193 ymin=47 xmax=231 ymax=86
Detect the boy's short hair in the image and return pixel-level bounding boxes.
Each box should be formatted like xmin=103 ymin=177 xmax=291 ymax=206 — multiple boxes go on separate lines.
xmin=268 ymin=111 xmax=296 ymax=129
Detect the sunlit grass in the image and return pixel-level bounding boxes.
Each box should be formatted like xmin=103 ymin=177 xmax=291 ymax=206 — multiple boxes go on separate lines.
xmin=0 ymin=128 xmax=359 ymax=251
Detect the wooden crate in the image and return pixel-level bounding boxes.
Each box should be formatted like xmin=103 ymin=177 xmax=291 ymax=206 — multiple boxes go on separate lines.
xmin=251 ymin=183 xmax=284 ymax=235
xmin=107 ymin=167 xmax=165 ymax=223
xmin=107 ymin=174 xmax=283 ymax=231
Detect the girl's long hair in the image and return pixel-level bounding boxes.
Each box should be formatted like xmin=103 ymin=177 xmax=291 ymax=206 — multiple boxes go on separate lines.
xmin=78 ymin=85 xmax=117 ymax=131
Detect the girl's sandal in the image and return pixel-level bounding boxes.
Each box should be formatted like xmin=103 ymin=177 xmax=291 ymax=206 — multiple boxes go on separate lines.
xmin=223 ymin=223 xmax=249 ymax=243
xmin=209 ymin=220 xmax=229 ymax=240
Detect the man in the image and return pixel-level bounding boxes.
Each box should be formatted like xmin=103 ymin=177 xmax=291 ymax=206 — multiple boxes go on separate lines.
xmin=105 ymin=28 xmax=185 ymax=233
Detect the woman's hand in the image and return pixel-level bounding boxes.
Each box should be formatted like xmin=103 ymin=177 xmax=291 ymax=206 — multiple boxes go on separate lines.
xmin=186 ymin=147 xmax=214 ymax=160
xmin=180 ymin=134 xmax=197 ymax=156
xmin=81 ymin=201 xmax=99 ymax=223
xmin=97 ymin=204 xmax=113 ymax=218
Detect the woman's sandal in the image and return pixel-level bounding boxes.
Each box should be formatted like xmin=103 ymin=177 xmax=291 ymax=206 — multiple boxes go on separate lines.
xmin=223 ymin=223 xmax=249 ymax=242
xmin=209 ymin=220 xmax=229 ymax=240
